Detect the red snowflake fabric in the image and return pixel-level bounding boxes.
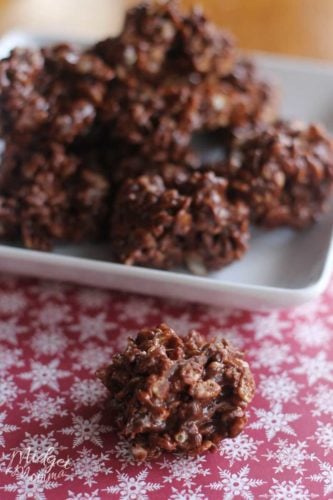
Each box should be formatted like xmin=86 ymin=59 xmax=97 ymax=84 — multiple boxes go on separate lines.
xmin=0 ymin=274 xmax=332 ymax=499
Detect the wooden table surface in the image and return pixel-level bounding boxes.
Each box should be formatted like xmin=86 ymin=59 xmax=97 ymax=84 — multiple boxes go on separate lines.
xmin=0 ymin=0 xmax=333 ymax=60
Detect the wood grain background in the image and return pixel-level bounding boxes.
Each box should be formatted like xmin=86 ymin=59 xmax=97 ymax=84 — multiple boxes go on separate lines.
xmin=0 ymin=0 xmax=333 ymax=60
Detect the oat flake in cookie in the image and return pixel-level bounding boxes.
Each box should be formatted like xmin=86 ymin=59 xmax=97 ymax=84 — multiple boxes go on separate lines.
xmin=97 ymin=323 xmax=255 ymax=461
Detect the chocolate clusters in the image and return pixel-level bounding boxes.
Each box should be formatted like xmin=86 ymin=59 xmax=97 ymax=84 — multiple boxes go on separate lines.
xmin=223 ymin=121 xmax=333 ymax=228
xmin=97 ymin=323 xmax=255 ymax=460
xmin=0 ymin=0 xmax=332 ymax=269
xmin=0 ymin=44 xmax=113 ymax=249
xmin=111 ymin=172 xmax=249 ymax=273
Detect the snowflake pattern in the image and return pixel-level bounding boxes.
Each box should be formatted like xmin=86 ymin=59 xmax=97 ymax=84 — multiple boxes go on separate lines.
xmin=66 ymin=490 xmax=101 ymax=500
xmin=0 ymin=318 xmax=27 ymax=345
xmin=0 ymin=470 xmax=61 ymax=500
xmin=250 ymin=404 xmax=300 ymax=441
xmin=259 ymin=373 xmax=300 ymax=404
xmin=293 ymin=352 xmax=333 ymax=386
xmin=264 ymin=439 xmax=317 ymax=475
xmin=31 ymin=328 xmax=69 ymax=357
xmin=312 ymin=422 xmax=333 ymax=456
xmin=263 ymin=477 xmax=318 ymax=500
xmin=66 ymin=447 xmax=111 ymax=487
xmin=0 ymin=274 xmax=332 ymax=498
xmin=0 ymin=411 xmax=18 ymax=447
xmin=159 ymin=455 xmax=210 ymax=488
xmin=206 ymin=465 xmax=265 ymax=499
xmin=169 ymin=485 xmax=208 ymax=500
xmin=242 ymin=312 xmax=290 ymax=341
xmin=0 ymin=347 xmax=24 ymax=374
xmin=0 ymin=291 xmax=27 ymax=315
xmin=293 ymin=320 xmax=331 ymax=349
xmin=69 ymin=378 xmax=108 ymax=408
xmin=247 ymin=341 xmax=294 ymax=373
xmin=60 ymin=413 xmax=112 ymax=448
xmin=304 ymin=384 xmax=333 ymax=417
xmin=71 ymin=342 xmax=114 ymax=373
xmin=75 ymin=288 xmax=110 ymax=309
xmin=308 ymin=461 xmax=333 ymax=497
xmin=19 ymin=392 xmax=67 ymax=428
xmin=69 ymin=313 xmax=115 ymax=342
xmin=104 ymin=469 xmax=162 ymax=499
xmin=14 ymin=430 xmax=66 ymax=457
xmin=20 ymin=359 xmax=70 ymax=392
xmin=116 ymin=297 xmax=157 ymax=324
xmin=30 ymin=303 xmax=73 ymax=326
xmin=0 ymin=375 xmax=20 ymax=408
xmin=218 ymin=434 xmax=262 ymax=465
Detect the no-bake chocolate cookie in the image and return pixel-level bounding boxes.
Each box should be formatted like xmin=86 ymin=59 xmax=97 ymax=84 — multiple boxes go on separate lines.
xmin=110 ymin=172 xmax=249 ymax=273
xmin=223 ymin=120 xmax=333 ymax=227
xmin=97 ymin=323 xmax=255 ymax=460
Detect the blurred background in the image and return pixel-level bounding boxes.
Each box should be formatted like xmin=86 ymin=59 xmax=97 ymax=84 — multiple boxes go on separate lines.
xmin=0 ymin=0 xmax=333 ymax=59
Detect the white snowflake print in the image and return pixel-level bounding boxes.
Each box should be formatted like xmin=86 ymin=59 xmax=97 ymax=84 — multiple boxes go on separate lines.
xmin=287 ymin=298 xmax=329 ymax=322
xmin=70 ymin=313 xmax=116 ymax=342
xmin=20 ymin=392 xmax=67 ymax=428
xmin=103 ymin=469 xmax=161 ymax=499
xmin=159 ymin=454 xmax=210 ymax=488
xmin=293 ymin=352 xmax=333 ymax=386
xmin=60 ymin=413 xmax=112 ymax=448
xmin=0 ymin=411 xmax=18 ymax=447
xmin=242 ymin=312 xmax=290 ymax=341
xmin=0 ymin=347 xmax=23 ymax=373
xmin=20 ymin=359 xmax=70 ymax=392
xmin=0 ymin=451 xmax=11 ymax=473
xmin=169 ymin=485 xmax=208 ymax=500
xmin=218 ymin=433 xmax=262 ymax=465
xmin=209 ymin=326 xmax=246 ymax=349
xmin=76 ymin=288 xmax=110 ymax=309
xmin=247 ymin=341 xmax=294 ymax=373
xmin=312 ymin=421 xmax=333 ymax=456
xmin=116 ymin=296 xmax=157 ymax=324
xmin=0 ymin=375 xmax=20 ymax=408
xmin=207 ymin=307 xmax=243 ymax=328
xmin=66 ymin=447 xmax=111 ymax=487
xmin=110 ymin=437 xmax=152 ymax=471
xmin=304 ymin=384 xmax=333 ymax=416
xmin=161 ymin=313 xmax=201 ymax=335
xmin=258 ymin=373 xmax=300 ymax=405
xmin=293 ymin=320 xmax=331 ymax=349
xmin=250 ymin=403 xmax=300 ymax=441
xmin=308 ymin=461 xmax=333 ymax=497
xmin=66 ymin=490 xmax=101 ymax=500
xmin=30 ymin=302 xmax=73 ymax=326
xmin=30 ymin=280 xmax=72 ymax=301
xmin=0 ymin=290 xmax=27 ymax=315
xmin=262 ymin=477 xmax=318 ymax=500
xmin=69 ymin=378 xmax=108 ymax=408
xmin=264 ymin=439 xmax=317 ymax=475
xmin=71 ymin=342 xmax=114 ymax=373
xmin=206 ymin=465 xmax=265 ymax=500
xmin=31 ymin=328 xmax=69 ymax=357
xmin=14 ymin=430 xmax=66 ymax=457
xmin=0 ymin=470 xmax=61 ymax=500
xmin=109 ymin=438 xmax=137 ymax=470
xmin=0 ymin=318 xmax=27 ymax=345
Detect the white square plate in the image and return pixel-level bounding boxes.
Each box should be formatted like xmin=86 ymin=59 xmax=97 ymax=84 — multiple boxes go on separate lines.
xmin=0 ymin=32 xmax=333 ymax=310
